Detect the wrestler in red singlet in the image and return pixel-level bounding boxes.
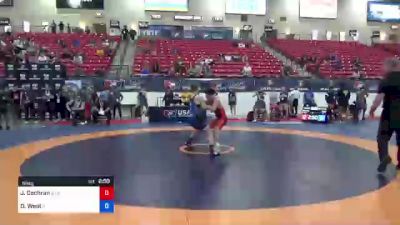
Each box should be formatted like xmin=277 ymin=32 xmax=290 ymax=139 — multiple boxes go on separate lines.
xmin=205 ymin=88 xmax=227 ymax=156
xmin=210 ymin=103 xmax=228 ymax=130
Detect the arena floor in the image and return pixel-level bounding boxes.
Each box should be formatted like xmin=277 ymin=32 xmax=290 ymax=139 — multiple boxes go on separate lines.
xmin=1 ymin=121 xmax=399 ymax=225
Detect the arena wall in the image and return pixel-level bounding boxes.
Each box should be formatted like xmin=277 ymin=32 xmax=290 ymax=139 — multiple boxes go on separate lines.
xmin=121 ymin=91 xmax=383 ymax=117
xmin=0 ymin=0 xmax=394 ymax=43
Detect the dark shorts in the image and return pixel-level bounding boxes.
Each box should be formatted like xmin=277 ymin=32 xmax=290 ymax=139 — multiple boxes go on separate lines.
xmin=189 ymin=117 xmax=207 ymax=130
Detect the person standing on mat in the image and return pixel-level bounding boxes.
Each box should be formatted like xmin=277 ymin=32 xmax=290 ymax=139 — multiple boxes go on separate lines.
xmin=185 ymin=85 xmax=208 ymax=149
xmin=228 ymin=90 xmax=237 ymax=116
xmin=370 ymin=59 xmax=400 ymax=172
xmin=289 ymin=87 xmax=301 ymax=117
xmin=0 ymin=88 xmax=11 ymax=130
xmin=356 ymin=86 xmax=368 ymax=121
xmin=205 ymin=88 xmax=228 ymax=157
xmin=110 ymin=90 xmax=123 ymax=119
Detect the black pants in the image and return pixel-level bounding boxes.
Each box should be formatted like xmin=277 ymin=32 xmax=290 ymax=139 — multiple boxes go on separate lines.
xmin=71 ymin=110 xmax=85 ymax=126
xmin=55 ymin=103 xmax=66 ymax=119
xmin=0 ymin=109 xmax=9 ymax=128
xmin=44 ymin=102 xmax=56 ymax=120
xmin=292 ymin=99 xmax=299 ymax=116
xmin=113 ymin=103 xmax=122 ymax=119
xmin=24 ymin=103 xmax=34 ymax=120
xmin=377 ymin=116 xmax=400 ymax=162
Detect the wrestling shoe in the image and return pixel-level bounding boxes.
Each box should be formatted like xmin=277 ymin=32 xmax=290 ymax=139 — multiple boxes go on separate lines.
xmin=209 ymin=145 xmax=221 ymax=157
xmin=185 ymin=138 xmax=194 ymax=151
xmin=377 ymin=156 xmax=392 ymax=173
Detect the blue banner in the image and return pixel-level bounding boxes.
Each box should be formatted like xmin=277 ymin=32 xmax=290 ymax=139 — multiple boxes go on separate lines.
xmin=124 ymin=77 xmax=381 ymax=93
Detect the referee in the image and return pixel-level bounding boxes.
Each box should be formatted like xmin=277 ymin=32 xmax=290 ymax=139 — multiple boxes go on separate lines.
xmin=370 ymin=59 xmax=400 ymax=173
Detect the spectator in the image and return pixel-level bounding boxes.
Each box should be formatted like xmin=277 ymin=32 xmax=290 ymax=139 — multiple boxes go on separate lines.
xmin=242 ymin=54 xmax=249 ymax=63
xmin=49 ymin=52 xmax=57 ymax=64
xmin=303 ymin=89 xmax=316 ymax=107
xmin=37 ymin=52 xmax=49 ymax=64
xmin=141 ymin=60 xmax=151 ymax=75
xmin=150 ymin=51 xmax=160 ymax=73
xmin=0 ymin=88 xmax=10 ymax=130
xmin=289 ymin=87 xmax=301 ymax=117
xmin=42 ymin=87 xmax=55 ymax=120
xmin=73 ymin=53 xmax=83 ymax=65
xmin=254 ymin=90 xmax=265 ymax=101
xmin=22 ymin=53 xmax=30 ymax=65
xmin=253 ymin=95 xmax=267 ymax=121
xmin=333 ymin=58 xmax=342 ymax=71
xmin=66 ymin=95 xmax=86 ymax=126
xmin=228 ymin=90 xmax=237 ymax=116
xmin=299 ymin=55 xmax=307 ymax=69
xmin=204 ymin=56 xmax=214 ymax=66
xmin=163 ymin=89 xmax=174 ymax=107
xmin=121 ymin=25 xmax=129 ymax=41
xmin=356 ymin=86 xmax=368 ymax=121
xmin=137 ymin=90 xmax=148 ymax=117
xmin=92 ymin=99 xmax=111 ymax=125
xmin=129 ymin=29 xmax=137 ymax=41
xmin=72 ymin=39 xmax=81 ymax=48
xmin=85 ymin=26 xmax=91 ymax=34
xmin=224 ymin=54 xmax=233 ymax=62
xmin=10 ymin=87 xmax=21 ymax=120
xmin=61 ymin=49 xmax=74 ymax=60
xmin=21 ymin=88 xmax=34 ymax=121
xmin=188 ymin=63 xmax=202 ymax=77
xmin=311 ymin=56 xmax=318 ymax=64
xmin=203 ymin=63 xmax=212 ymax=77
xmin=59 ymin=21 xmax=65 ymax=33
xmin=353 ymin=57 xmax=362 ymax=71
xmin=51 ymin=20 xmax=57 ymax=33
xmin=67 ymin=23 xmax=71 ymax=33
xmin=109 ymin=90 xmax=123 ymax=119
xmin=325 ymin=86 xmax=337 ymax=121
xmin=167 ymin=65 xmax=176 ymax=76
xmin=337 ymin=85 xmax=351 ymax=121
xmin=102 ymin=39 xmax=110 ymax=48
xmin=54 ymin=91 xmax=67 ymax=120
xmin=279 ymin=87 xmax=290 ymax=119
xmin=174 ymin=56 xmax=185 ymax=75
xmin=96 ymin=48 xmax=105 ymax=57
xmin=242 ymin=62 xmax=252 ymax=76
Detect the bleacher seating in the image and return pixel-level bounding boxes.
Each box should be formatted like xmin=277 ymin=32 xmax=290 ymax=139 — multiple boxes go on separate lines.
xmin=268 ymin=39 xmax=393 ymax=79
xmin=375 ymin=43 xmax=400 ymax=56
xmin=1 ymin=33 xmax=120 ymax=77
xmin=133 ymin=39 xmax=283 ymax=77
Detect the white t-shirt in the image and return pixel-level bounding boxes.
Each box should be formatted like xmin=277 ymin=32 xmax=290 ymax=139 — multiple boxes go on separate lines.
xmin=224 ymin=55 xmax=232 ymax=62
xmin=38 ymin=55 xmax=48 ymax=62
xmin=205 ymin=58 xmax=213 ymax=65
xmin=289 ymin=90 xmax=301 ymax=101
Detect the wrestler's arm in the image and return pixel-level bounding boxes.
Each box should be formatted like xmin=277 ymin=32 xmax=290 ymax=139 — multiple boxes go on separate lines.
xmin=194 ymin=95 xmax=208 ymax=109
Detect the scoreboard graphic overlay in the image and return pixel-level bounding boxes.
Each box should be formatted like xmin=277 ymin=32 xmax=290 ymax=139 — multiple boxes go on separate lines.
xmin=18 ymin=177 xmax=114 ymax=214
